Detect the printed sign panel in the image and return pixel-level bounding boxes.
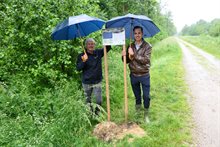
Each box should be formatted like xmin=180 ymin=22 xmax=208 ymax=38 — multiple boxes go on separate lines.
xmin=102 ymin=28 xmax=125 ymax=45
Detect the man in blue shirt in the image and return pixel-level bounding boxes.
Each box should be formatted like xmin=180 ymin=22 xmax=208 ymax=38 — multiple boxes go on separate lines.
xmin=76 ymin=38 xmax=111 ymax=115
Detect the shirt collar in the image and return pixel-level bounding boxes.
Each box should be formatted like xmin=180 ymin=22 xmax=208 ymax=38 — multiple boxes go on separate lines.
xmin=135 ymin=41 xmax=143 ymax=50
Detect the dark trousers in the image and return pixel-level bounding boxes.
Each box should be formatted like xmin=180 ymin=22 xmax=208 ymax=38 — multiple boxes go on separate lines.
xmin=82 ymin=82 xmax=102 ymax=114
xmin=82 ymin=82 xmax=102 ymax=105
xmin=130 ymin=73 xmax=150 ymax=109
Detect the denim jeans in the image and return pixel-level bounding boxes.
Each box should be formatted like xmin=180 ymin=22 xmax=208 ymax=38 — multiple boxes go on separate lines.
xmin=82 ymin=82 xmax=102 ymax=106
xmin=130 ymin=74 xmax=150 ymax=109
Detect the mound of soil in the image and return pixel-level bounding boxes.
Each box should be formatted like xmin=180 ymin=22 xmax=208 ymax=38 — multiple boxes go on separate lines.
xmin=93 ymin=121 xmax=146 ymax=142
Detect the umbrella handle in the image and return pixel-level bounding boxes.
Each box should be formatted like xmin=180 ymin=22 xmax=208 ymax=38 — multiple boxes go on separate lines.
xmin=129 ymin=29 xmax=132 ymax=59
xmin=76 ymin=24 xmax=86 ymax=53
xmin=81 ymin=39 xmax=86 ymax=54
xmin=130 ymin=18 xmax=133 ymax=47
xmin=129 ymin=19 xmax=133 ymax=59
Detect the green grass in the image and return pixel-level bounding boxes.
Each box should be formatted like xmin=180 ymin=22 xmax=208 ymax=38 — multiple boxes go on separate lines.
xmin=180 ymin=35 xmax=220 ymax=59
xmin=0 ymin=37 xmax=193 ymax=146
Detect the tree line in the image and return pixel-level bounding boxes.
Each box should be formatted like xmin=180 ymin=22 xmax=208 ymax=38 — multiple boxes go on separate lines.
xmin=181 ymin=18 xmax=220 ymax=37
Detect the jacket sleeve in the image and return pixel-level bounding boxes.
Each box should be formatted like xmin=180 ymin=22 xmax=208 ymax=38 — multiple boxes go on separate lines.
xmin=106 ymin=45 xmax=111 ymax=52
xmin=134 ymin=45 xmax=152 ymax=65
xmin=76 ymin=54 xmax=85 ymax=71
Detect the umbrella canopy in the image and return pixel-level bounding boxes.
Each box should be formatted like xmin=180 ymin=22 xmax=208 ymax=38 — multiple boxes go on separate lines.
xmin=51 ymin=14 xmax=105 ymax=40
xmin=106 ymin=13 xmax=160 ymax=39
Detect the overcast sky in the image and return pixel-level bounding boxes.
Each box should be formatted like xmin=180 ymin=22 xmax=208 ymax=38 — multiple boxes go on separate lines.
xmin=160 ymin=0 xmax=220 ymax=32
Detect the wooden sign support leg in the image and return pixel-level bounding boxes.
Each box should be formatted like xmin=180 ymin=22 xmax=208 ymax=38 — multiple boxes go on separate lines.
xmin=123 ymin=45 xmax=128 ymax=122
xmin=104 ymin=46 xmax=110 ymax=121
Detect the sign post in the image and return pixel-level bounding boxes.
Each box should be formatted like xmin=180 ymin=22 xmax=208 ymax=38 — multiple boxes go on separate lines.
xmin=102 ymin=28 xmax=128 ymax=122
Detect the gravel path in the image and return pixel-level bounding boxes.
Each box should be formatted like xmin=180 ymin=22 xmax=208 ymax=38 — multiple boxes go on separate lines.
xmin=177 ymin=38 xmax=220 ymax=147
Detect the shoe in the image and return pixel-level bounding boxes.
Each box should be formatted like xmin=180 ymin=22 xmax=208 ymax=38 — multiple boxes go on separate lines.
xmin=86 ymin=103 xmax=93 ymax=113
xmin=144 ymin=108 xmax=150 ymax=124
xmin=95 ymin=106 xmax=100 ymax=116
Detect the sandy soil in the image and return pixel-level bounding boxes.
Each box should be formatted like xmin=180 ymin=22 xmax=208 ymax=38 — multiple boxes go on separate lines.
xmin=177 ymin=38 xmax=220 ymax=147
xmin=93 ymin=121 xmax=146 ymax=142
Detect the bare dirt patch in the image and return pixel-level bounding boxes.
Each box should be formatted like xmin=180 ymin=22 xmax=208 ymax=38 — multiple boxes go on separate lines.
xmin=93 ymin=121 xmax=146 ymax=142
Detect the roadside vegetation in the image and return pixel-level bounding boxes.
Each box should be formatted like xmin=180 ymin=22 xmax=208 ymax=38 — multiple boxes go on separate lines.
xmin=180 ymin=18 xmax=220 ymax=59
xmin=0 ymin=37 xmax=193 ymax=146
xmin=180 ymin=36 xmax=220 ymax=59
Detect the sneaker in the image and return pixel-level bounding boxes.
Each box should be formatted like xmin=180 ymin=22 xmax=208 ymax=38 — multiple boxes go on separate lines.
xmin=95 ymin=106 xmax=100 ymax=116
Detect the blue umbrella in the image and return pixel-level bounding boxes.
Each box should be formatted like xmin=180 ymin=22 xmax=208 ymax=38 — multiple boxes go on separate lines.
xmin=51 ymin=14 xmax=105 ymax=40
xmin=106 ymin=13 xmax=160 ymax=39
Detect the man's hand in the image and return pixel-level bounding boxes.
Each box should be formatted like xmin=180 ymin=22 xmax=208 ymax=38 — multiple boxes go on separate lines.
xmin=121 ymin=50 xmax=126 ymax=56
xmin=128 ymin=47 xmax=134 ymax=56
xmin=81 ymin=53 xmax=88 ymax=62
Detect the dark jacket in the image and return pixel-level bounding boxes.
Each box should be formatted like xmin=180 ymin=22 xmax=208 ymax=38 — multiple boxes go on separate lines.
xmin=76 ymin=46 xmax=111 ymax=84
xmin=125 ymin=40 xmax=152 ymax=76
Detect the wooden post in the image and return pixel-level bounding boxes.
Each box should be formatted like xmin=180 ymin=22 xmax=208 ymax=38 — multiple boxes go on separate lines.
xmin=123 ymin=44 xmax=128 ymax=122
xmin=104 ymin=45 xmax=110 ymax=121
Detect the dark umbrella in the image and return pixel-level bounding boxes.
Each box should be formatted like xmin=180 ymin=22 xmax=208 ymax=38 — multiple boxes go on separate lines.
xmin=106 ymin=13 xmax=160 ymax=40
xmin=51 ymin=14 xmax=105 ymax=51
xmin=52 ymin=14 xmax=105 ymax=40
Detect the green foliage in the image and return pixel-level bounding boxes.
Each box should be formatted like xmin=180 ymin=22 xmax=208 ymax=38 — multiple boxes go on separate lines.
xmin=99 ymin=0 xmax=159 ymax=18
xmin=209 ymin=19 xmax=220 ymax=37
xmin=181 ymin=18 xmax=220 ymax=37
xmin=0 ymin=76 xmax=93 ymax=146
xmin=181 ymin=20 xmax=209 ymax=36
xmin=0 ymin=0 xmax=103 ymax=84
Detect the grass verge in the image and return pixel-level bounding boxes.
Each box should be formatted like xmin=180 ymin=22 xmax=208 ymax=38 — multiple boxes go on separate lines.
xmin=180 ymin=35 xmax=220 ymax=59
xmin=0 ymin=37 xmax=193 ymax=146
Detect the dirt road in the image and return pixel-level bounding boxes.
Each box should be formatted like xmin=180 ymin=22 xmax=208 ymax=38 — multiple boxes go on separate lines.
xmin=177 ymin=38 xmax=220 ymax=147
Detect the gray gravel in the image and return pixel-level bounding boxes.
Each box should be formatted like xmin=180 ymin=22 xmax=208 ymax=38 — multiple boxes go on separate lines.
xmin=177 ymin=38 xmax=220 ymax=147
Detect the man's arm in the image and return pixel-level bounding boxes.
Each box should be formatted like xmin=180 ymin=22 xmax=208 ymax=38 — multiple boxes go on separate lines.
xmin=106 ymin=45 xmax=111 ymax=52
xmin=76 ymin=54 xmax=86 ymax=71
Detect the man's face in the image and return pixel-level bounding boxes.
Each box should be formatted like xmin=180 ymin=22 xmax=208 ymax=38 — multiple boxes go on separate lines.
xmin=134 ymin=28 xmax=143 ymax=42
xmin=86 ymin=41 xmax=95 ymax=51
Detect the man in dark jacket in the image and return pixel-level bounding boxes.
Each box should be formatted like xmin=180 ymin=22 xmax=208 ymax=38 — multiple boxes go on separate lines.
xmin=76 ymin=38 xmax=111 ymax=115
xmin=122 ymin=26 xmax=152 ymax=123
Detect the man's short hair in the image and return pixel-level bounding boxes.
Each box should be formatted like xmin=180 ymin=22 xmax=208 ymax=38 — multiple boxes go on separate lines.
xmin=85 ymin=38 xmax=96 ymax=46
xmin=133 ymin=26 xmax=143 ymax=33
